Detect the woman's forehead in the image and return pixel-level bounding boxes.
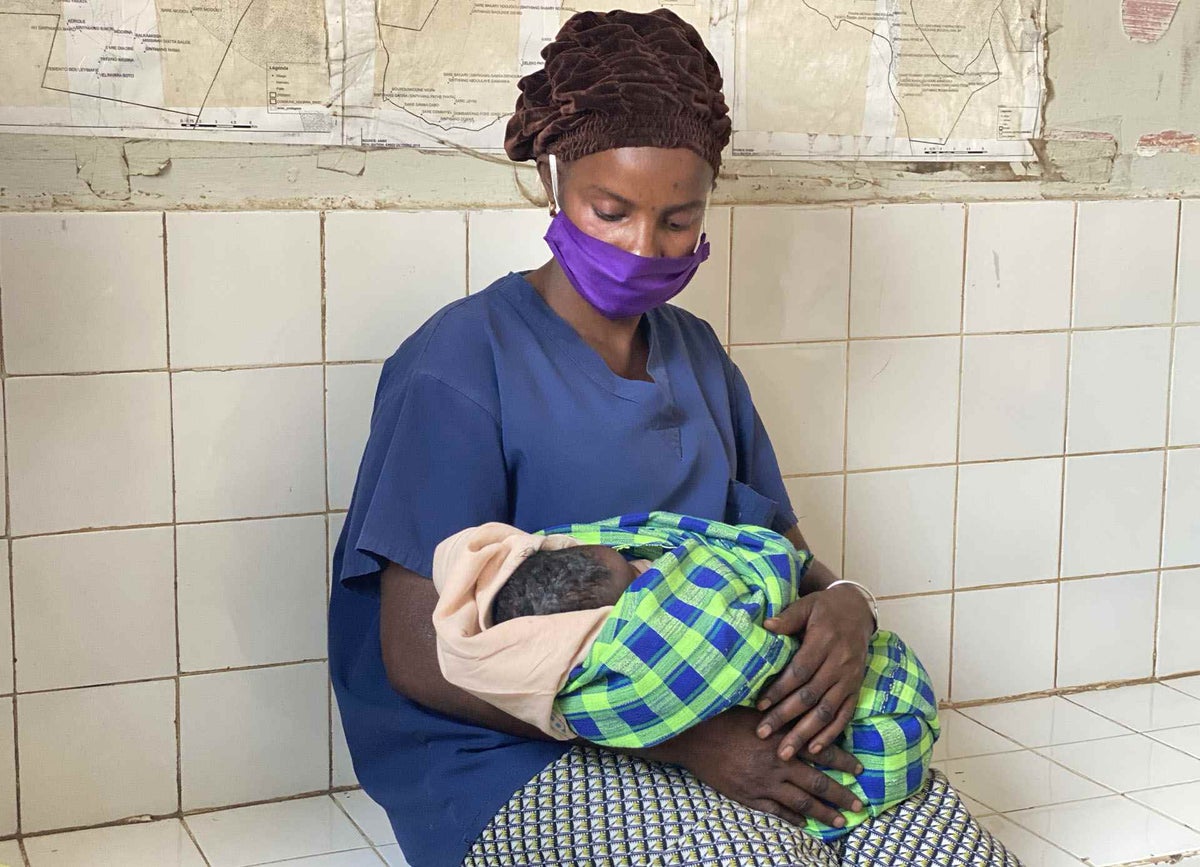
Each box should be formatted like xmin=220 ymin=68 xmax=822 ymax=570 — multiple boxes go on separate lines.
xmin=561 ymin=147 xmax=713 ymax=200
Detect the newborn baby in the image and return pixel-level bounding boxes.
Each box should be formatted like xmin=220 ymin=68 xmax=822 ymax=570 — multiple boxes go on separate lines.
xmin=490 ymin=545 xmax=647 ymax=624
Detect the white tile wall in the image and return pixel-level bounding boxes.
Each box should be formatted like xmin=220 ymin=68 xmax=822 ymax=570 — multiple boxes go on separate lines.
xmin=959 ymin=333 xmax=1069 ymax=462
xmin=325 ymin=211 xmax=466 ymax=361
xmin=850 ymin=204 xmax=964 ymax=338
xmin=18 ymin=680 xmax=177 ymax=832
xmin=6 ymin=373 xmax=174 ymax=535
xmin=845 ymin=466 xmax=956 ymax=597
xmin=782 ymin=475 xmax=844 ymax=572
xmin=0 ymin=697 xmax=14 ymax=837
xmin=1165 ymin=448 xmax=1200 ymax=569
xmin=0 ymin=200 xmax=1194 ymax=842
xmin=172 ymin=366 xmax=326 ymax=522
xmin=1172 ymin=327 xmax=1200 ymax=445
xmin=180 ymin=662 xmax=329 ymax=810
xmin=952 ymin=583 xmax=1058 ymax=701
xmin=731 ymin=207 xmax=850 ymax=343
xmin=733 ymin=343 xmax=846 ymax=475
xmin=1180 ymin=201 xmax=1200 ymax=322
xmin=0 ymin=213 xmax=167 ymax=375
xmin=176 ymin=516 xmax=328 ymax=672
xmin=955 ymin=459 xmax=1062 ymax=588
xmin=0 ymin=542 xmax=10 ymax=698
xmin=13 ymin=528 xmax=176 ymax=691
xmin=1159 ymin=568 xmax=1200 ymax=676
xmin=326 ymin=363 xmax=384 ymax=511
xmin=1073 ymin=200 xmax=1178 ymax=328
xmin=1066 ymin=328 xmax=1171 ymax=454
xmin=847 ymin=336 xmax=960 ymax=469
xmin=166 ymin=212 xmax=322 ymax=368
xmin=963 ymin=202 xmax=1074 ymax=334
xmin=1061 ymin=451 xmax=1165 ymax=578
xmin=1058 ymin=573 xmax=1158 ymax=687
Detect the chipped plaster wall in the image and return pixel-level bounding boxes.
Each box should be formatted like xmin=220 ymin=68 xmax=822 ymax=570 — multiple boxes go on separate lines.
xmin=0 ymin=0 xmax=1197 ymax=211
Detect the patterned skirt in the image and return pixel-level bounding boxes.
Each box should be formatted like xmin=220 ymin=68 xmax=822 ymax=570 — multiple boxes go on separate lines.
xmin=462 ymin=747 xmax=1020 ymax=866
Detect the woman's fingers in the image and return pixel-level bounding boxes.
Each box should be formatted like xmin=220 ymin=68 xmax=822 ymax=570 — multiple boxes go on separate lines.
xmin=784 ymin=761 xmax=863 ymax=814
xmin=750 ymin=799 xmax=807 ymax=829
xmin=755 ymin=630 xmax=828 ymax=712
xmin=777 ymin=780 xmax=850 ymax=829
xmin=761 ymin=594 xmax=816 ymax=638
xmin=758 ymin=657 xmax=842 ymax=745
xmin=808 ymin=743 xmax=862 ymax=776
xmin=806 ymin=693 xmax=857 ymax=756
xmin=774 ymin=673 xmax=849 ymax=759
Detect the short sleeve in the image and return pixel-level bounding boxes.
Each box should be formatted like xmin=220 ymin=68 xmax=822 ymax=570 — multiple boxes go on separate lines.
xmin=724 ymin=355 xmax=798 ymax=535
xmin=337 ymin=370 xmax=509 ymax=593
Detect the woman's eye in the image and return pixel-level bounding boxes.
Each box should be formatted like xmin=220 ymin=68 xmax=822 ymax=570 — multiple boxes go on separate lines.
xmin=594 ymin=209 xmax=623 ymax=222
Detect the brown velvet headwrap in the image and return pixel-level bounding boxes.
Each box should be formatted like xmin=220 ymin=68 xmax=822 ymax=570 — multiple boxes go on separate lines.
xmin=504 ymin=9 xmax=731 ymax=174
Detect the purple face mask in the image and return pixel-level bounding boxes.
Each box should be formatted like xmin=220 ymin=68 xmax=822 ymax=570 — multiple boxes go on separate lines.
xmin=543 ymin=154 xmax=710 ymax=320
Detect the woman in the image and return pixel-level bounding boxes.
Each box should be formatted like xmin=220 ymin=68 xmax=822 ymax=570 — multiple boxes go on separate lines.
xmin=329 ymin=10 xmax=1017 ymax=867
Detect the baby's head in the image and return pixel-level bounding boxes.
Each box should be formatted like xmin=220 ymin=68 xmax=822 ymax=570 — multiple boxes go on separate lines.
xmin=491 ymin=545 xmax=639 ymax=624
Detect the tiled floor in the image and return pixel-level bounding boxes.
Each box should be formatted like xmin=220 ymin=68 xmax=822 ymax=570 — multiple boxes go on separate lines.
xmin=4 ymin=679 xmax=1200 ymax=867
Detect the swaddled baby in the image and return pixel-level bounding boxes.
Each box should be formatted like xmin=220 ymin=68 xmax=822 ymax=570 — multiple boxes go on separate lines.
xmin=431 ymin=511 xmax=938 ymax=840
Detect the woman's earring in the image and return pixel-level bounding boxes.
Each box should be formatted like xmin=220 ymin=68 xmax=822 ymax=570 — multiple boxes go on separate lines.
xmin=548 ymin=199 xmax=557 ymax=217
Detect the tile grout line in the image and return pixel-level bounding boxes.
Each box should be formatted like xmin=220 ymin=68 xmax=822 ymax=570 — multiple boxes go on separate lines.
xmin=1153 ymin=199 xmax=1184 ymax=680
xmin=11 ymin=657 xmax=332 ymax=698
xmin=163 ymin=210 xmax=185 ymax=816
xmin=718 ymin=320 xmax=1199 ymax=350
xmin=8 ymin=510 xmax=335 ymax=541
xmin=329 ymin=791 xmax=384 ymax=855
xmin=774 ymin=441 xmax=1200 ymax=480
xmin=179 ymin=814 xmax=213 ymax=867
xmin=320 ymin=211 xmax=335 ymax=793
xmin=1 ymin=217 xmax=21 ymax=842
xmin=948 ymin=203 xmax=969 ymax=701
xmin=840 ymin=208 xmax=852 ymax=582
xmin=1055 ymin=202 xmax=1079 ymax=690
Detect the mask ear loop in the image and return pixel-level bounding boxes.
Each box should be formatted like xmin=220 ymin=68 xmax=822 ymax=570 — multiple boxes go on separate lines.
xmin=548 ymin=153 xmax=561 ymax=216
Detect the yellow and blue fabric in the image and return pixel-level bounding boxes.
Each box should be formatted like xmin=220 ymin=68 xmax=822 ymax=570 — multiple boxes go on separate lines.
xmin=537 ymin=511 xmax=940 ymax=840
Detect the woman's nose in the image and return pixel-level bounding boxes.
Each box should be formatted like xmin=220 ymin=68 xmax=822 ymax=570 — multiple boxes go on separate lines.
xmin=629 ymin=220 xmax=660 ymax=258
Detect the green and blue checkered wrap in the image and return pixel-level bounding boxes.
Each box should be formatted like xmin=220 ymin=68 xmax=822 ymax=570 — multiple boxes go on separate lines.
xmin=537 ymin=511 xmax=940 ymax=840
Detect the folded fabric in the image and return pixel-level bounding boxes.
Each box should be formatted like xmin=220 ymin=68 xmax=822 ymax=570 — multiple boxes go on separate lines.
xmin=543 ymin=512 xmax=809 ymax=748
xmin=431 ymin=521 xmax=611 ymax=739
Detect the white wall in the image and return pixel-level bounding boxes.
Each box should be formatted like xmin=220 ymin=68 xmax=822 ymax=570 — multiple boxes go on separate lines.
xmin=0 ymin=199 xmax=1197 ymax=838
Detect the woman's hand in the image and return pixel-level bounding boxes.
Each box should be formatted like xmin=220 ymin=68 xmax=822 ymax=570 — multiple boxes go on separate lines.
xmin=754 ymin=583 xmax=874 ymax=762
xmin=672 ymin=707 xmax=864 ymax=829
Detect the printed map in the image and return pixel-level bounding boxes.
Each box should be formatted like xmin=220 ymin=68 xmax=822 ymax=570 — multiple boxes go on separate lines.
xmin=0 ymin=0 xmax=1043 ymax=160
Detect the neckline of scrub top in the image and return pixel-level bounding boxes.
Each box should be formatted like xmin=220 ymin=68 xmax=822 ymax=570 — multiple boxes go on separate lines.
xmin=502 ymin=272 xmax=671 ymax=402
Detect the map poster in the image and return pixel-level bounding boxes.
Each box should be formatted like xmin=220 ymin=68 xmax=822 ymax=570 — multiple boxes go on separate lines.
xmin=0 ymin=0 xmax=340 ymax=142
xmin=328 ymin=0 xmax=733 ymax=151
xmin=0 ymin=0 xmax=1044 ymax=161
xmin=733 ymin=0 xmax=1046 ymax=160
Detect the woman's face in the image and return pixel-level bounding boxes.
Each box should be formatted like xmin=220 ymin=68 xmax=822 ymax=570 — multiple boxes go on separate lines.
xmin=541 ymin=147 xmax=715 ymax=259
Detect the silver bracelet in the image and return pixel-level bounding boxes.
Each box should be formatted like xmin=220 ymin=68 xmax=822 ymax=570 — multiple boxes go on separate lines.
xmin=825 ymin=579 xmax=879 ymax=632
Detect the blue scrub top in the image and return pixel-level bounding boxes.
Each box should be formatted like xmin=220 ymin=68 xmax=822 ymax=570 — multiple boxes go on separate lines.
xmin=329 ymin=272 xmax=797 ymax=867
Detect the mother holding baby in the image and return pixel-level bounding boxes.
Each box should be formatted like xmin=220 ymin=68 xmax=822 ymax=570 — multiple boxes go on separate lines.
xmin=329 ymin=9 xmax=1015 ymax=867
